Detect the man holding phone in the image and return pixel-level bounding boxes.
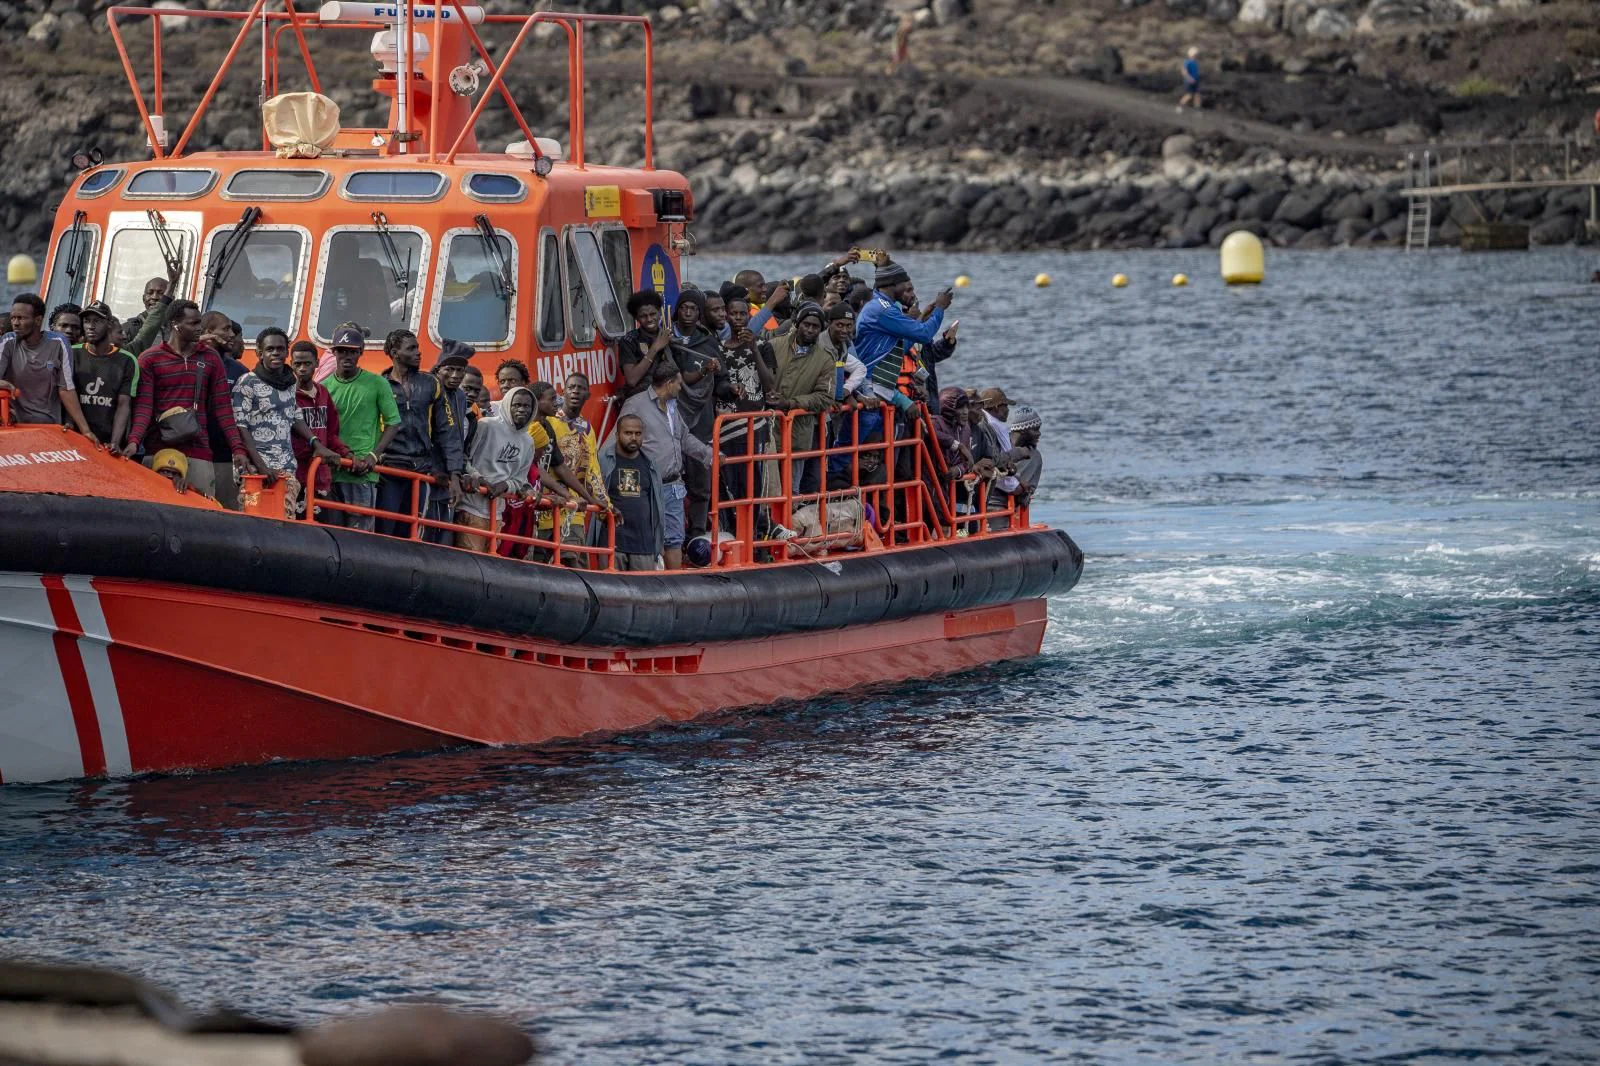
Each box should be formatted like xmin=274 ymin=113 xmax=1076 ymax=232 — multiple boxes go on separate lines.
xmin=853 ymin=259 xmax=953 ymax=445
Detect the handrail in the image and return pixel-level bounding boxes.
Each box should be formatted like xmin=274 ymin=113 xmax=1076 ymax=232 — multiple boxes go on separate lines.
xmin=280 ymin=402 xmax=1027 ymax=573
xmin=105 ymin=5 xmax=653 ymax=165
xmin=301 ymin=456 xmax=618 ymax=567
xmin=443 ymin=12 xmax=654 ymax=166
xmin=707 ymin=402 xmax=1026 ymax=564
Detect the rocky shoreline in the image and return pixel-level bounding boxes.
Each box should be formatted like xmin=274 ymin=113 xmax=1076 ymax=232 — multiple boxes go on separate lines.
xmin=1 ymin=0 xmax=1596 ymax=255
xmin=683 ymin=138 xmax=1595 ymax=253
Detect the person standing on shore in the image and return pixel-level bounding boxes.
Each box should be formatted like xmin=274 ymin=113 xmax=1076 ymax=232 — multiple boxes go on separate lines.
xmin=1179 ymin=47 xmax=1203 ymax=112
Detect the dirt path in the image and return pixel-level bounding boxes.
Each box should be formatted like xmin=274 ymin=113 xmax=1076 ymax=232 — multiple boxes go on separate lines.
xmin=640 ymin=61 xmax=1393 ymax=162
xmin=976 ymin=76 xmax=1389 ymax=160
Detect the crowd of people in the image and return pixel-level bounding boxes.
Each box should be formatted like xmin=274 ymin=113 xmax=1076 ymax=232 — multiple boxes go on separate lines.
xmin=0 ymin=251 xmax=1044 ymax=570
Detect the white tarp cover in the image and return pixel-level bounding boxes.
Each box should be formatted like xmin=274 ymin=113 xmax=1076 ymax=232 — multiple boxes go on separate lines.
xmin=262 ymin=93 xmax=340 ymax=158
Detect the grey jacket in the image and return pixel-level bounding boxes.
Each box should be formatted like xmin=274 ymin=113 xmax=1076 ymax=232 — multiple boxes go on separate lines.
xmin=618 ymin=388 xmax=712 ymax=483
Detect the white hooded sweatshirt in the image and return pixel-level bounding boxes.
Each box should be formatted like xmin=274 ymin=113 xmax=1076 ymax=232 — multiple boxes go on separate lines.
xmin=459 ymin=386 xmax=535 ymax=520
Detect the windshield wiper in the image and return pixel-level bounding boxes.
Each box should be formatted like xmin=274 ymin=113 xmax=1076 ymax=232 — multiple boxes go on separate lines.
xmin=145 ymin=209 xmax=186 ymax=289
xmin=61 ymin=210 xmax=90 ymax=304
xmin=473 ymin=213 xmax=514 ymax=299
xmin=371 ymin=211 xmax=414 ymax=319
xmin=202 ymin=206 xmax=261 ymax=310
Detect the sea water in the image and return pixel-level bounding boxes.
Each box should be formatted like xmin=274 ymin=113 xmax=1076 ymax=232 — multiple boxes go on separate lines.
xmin=1 ymin=249 xmax=1596 ymax=1063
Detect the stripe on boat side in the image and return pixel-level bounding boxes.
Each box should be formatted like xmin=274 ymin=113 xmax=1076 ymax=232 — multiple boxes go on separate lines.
xmin=64 ymin=575 xmax=132 ymax=777
xmin=0 ymin=573 xmax=84 ymax=784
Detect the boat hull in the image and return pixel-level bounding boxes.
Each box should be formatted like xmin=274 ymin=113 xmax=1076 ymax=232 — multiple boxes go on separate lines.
xmin=0 ymin=572 xmax=1052 ymax=785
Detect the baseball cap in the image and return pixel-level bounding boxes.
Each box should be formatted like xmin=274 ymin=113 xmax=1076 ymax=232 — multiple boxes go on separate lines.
xmin=80 ymin=300 xmax=114 ymax=321
xmin=150 ymin=449 xmax=189 ymax=478
xmin=330 ymin=325 xmax=366 ymax=350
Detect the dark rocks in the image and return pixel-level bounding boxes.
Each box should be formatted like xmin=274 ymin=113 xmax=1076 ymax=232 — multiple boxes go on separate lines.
xmin=1182 ymin=204 xmax=1224 ymax=244
xmin=1238 ymin=186 xmax=1288 ymax=222
xmin=1332 ymin=217 xmax=1366 ymax=245
xmin=1325 ymin=191 xmax=1368 ymax=222
xmin=1269 ymin=222 xmax=1307 ymax=246
xmin=919 ymin=206 xmax=970 ymax=244
xmin=1273 ymin=187 xmax=1333 ymax=228
xmin=1531 ymin=215 xmax=1577 ymax=245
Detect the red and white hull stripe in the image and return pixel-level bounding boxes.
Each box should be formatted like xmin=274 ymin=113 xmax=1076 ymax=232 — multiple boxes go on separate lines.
xmin=0 ymin=573 xmax=130 ymax=785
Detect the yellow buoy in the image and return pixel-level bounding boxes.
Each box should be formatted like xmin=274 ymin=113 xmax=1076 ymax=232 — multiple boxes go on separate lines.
xmin=1034 ymin=273 xmax=1051 ymax=288
xmin=1111 ymin=274 xmax=1128 ymax=288
xmin=954 ymin=275 xmax=971 ymax=288
xmin=1220 ymin=231 xmax=1265 ymax=285
xmin=6 ymin=254 xmax=37 ymax=286
xmin=1172 ymin=273 xmax=1189 ymax=287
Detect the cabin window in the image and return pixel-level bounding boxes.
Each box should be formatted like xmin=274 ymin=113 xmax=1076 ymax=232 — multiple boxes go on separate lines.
xmin=600 ymin=229 xmax=633 ymax=306
xmin=537 ymin=231 xmax=565 ymax=349
xmin=464 ymin=173 xmax=526 ymax=203
xmin=224 ymin=169 xmax=330 ymax=201
xmin=78 ymin=169 xmax=123 ymax=199
xmin=564 ymin=237 xmax=594 ymax=346
xmin=123 ymin=169 xmax=217 ymax=199
xmin=340 ymin=171 xmax=447 ymax=202
xmin=434 ymin=230 xmax=514 ymax=346
xmin=567 ymin=228 xmax=626 ymax=340
xmin=314 ymin=229 xmax=424 ymax=343
xmin=201 ymin=227 xmax=306 ymax=338
xmin=43 ymin=223 xmax=100 ymax=311
xmin=102 ymin=226 xmax=193 ymax=321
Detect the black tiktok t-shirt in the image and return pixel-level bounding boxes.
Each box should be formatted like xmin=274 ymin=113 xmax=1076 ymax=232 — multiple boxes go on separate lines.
xmin=70 ymin=345 xmax=137 ymax=442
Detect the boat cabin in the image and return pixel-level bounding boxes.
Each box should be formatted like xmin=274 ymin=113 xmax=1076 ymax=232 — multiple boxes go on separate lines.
xmin=40 ymin=1 xmax=689 ymax=433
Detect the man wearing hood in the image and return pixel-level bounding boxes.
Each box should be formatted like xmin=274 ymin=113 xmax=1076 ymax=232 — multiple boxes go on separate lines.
xmin=456 ymin=385 xmax=535 ymax=554
xmin=767 ymin=301 xmax=835 ymax=496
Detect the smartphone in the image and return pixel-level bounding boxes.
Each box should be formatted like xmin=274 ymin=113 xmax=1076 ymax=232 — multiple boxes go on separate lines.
xmin=946 ymin=319 xmax=960 ymax=334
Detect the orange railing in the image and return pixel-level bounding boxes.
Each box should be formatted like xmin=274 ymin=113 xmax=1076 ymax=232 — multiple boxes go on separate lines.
xmin=708 ymin=403 xmax=1026 ymax=563
xmin=105 ymin=3 xmax=654 ymax=166
xmin=301 ymin=457 xmax=619 ymax=567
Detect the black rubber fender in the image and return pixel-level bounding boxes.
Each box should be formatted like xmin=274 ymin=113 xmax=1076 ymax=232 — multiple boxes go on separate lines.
xmin=0 ymin=493 xmax=1083 ymax=648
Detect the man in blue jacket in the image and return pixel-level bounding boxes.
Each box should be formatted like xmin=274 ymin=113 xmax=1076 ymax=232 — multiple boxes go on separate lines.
xmin=852 ymin=260 xmax=952 ymax=444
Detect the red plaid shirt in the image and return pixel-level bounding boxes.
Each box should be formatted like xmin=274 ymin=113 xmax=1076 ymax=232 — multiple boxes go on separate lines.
xmin=127 ymin=342 xmax=243 ymax=461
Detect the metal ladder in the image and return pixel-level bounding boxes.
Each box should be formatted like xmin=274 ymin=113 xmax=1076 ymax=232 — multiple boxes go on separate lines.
xmin=1405 ymin=150 xmax=1433 ymax=252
